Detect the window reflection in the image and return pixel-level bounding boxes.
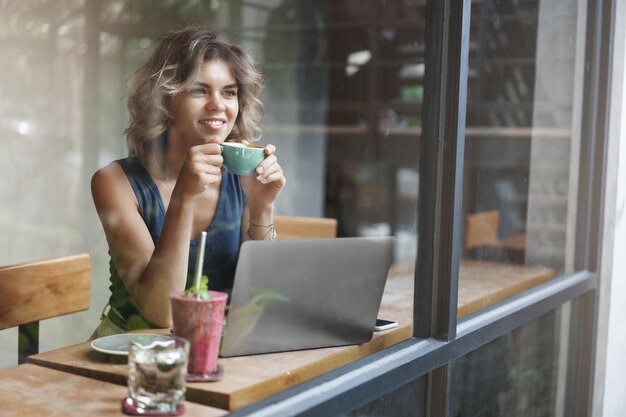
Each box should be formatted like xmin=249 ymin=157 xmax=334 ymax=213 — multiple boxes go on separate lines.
xmin=229 ymin=0 xmax=423 ymax=265
xmin=341 ymin=376 xmax=426 ymax=417
xmin=0 ymin=1 xmax=424 ymax=256
xmin=0 ymin=0 xmax=423 ymax=362
xmin=452 ymin=308 xmax=562 ymax=417
xmin=460 ymin=0 xmax=584 ymax=315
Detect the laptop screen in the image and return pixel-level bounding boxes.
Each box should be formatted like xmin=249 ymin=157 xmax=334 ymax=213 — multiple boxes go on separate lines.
xmin=220 ymin=236 xmax=394 ymax=357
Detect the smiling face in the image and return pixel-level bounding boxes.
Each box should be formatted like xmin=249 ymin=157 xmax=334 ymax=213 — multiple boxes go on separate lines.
xmin=169 ymin=59 xmax=239 ymax=146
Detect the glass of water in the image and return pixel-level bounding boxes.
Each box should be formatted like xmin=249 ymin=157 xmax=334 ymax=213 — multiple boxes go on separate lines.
xmin=127 ymin=336 xmax=190 ymax=414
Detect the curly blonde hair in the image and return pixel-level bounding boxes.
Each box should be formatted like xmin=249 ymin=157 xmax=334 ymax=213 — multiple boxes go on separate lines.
xmin=125 ymin=26 xmax=264 ymax=165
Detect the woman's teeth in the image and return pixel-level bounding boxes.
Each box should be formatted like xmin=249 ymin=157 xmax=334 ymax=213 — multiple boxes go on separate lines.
xmin=201 ymin=120 xmax=224 ymax=127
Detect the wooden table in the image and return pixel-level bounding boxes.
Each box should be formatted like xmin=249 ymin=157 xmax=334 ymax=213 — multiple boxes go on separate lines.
xmin=457 ymin=259 xmax=554 ymax=316
xmin=386 ymin=259 xmax=556 ymax=317
xmin=0 ymin=364 xmax=226 ymax=417
xmin=28 ymin=259 xmax=555 ymax=411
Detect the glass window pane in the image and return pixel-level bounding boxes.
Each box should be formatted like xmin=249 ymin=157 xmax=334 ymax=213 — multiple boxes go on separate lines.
xmin=460 ymin=0 xmax=586 ymax=317
xmin=340 ymin=376 xmax=426 ymax=417
xmin=0 ymin=0 xmax=424 ymax=371
xmin=452 ymin=305 xmax=569 ymax=416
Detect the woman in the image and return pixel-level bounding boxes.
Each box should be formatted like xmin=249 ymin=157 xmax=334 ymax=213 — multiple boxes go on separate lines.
xmin=91 ymin=27 xmax=286 ymax=337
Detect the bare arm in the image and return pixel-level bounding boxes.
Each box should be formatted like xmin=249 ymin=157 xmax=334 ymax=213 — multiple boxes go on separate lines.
xmin=92 ymin=145 xmax=223 ymax=327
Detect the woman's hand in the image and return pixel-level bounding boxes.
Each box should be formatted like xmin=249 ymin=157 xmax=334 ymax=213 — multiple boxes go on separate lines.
xmin=240 ymin=143 xmax=286 ymax=210
xmin=174 ymin=143 xmax=223 ymax=198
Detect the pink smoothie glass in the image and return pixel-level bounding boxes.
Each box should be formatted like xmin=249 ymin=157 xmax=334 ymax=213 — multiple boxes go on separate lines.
xmin=170 ymin=290 xmax=228 ymax=381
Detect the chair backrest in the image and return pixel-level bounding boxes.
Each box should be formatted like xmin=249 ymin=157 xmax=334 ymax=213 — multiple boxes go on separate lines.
xmin=0 ymin=253 xmax=90 ymax=363
xmin=465 ymin=210 xmax=501 ymax=249
xmin=274 ymin=215 xmax=338 ymax=240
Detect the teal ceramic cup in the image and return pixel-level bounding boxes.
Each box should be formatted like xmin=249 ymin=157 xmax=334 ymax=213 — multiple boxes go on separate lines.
xmin=220 ymin=142 xmax=265 ymax=176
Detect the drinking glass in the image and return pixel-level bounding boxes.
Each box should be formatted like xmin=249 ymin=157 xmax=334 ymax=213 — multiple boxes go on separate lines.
xmin=126 ymin=336 xmax=190 ymax=414
xmin=170 ymin=291 xmax=228 ymax=381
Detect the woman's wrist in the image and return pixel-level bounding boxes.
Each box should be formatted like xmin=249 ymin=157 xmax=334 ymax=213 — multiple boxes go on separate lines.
xmin=246 ymin=204 xmax=275 ymax=240
xmin=247 ymin=221 xmax=277 ymax=240
xmin=169 ymin=179 xmax=200 ymax=205
xmin=247 ymin=204 xmax=274 ymax=224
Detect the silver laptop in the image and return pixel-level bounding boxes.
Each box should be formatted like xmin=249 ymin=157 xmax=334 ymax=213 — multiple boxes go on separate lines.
xmin=220 ymin=236 xmax=394 ymax=357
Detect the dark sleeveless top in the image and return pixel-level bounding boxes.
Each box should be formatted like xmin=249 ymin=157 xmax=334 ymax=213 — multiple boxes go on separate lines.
xmin=106 ymin=156 xmax=245 ymax=330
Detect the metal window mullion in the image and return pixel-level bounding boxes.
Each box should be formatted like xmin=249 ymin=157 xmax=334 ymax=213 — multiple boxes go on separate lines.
xmin=564 ymin=289 xmax=597 ymax=417
xmin=575 ymin=0 xmax=613 ymax=273
xmin=426 ymin=363 xmax=454 ymax=417
xmin=565 ymin=0 xmax=616 ymax=413
xmin=418 ymin=0 xmax=471 ymax=414
xmin=417 ymin=0 xmax=471 ymax=343
xmin=415 ymin=0 xmax=447 ymax=340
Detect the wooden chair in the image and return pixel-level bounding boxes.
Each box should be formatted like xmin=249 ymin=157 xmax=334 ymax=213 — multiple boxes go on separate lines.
xmin=0 ymin=253 xmax=90 ymax=363
xmin=464 ymin=210 xmax=501 ymax=249
xmin=274 ymin=215 xmax=338 ymax=240
xmin=465 ymin=210 xmax=527 ymax=263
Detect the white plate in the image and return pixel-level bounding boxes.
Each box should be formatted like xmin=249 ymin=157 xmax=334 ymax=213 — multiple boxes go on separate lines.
xmin=90 ymin=333 xmax=175 ymax=356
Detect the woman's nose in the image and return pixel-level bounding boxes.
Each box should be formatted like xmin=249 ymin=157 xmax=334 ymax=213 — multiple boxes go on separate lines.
xmin=207 ymin=95 xmax=226 ymax=111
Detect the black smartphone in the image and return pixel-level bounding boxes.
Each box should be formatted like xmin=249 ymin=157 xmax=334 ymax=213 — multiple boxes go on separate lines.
xmin=374 ymin=318 xmax=398 ymax=331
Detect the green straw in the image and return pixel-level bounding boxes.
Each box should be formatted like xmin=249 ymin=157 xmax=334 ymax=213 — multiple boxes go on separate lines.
xmin=193 ymin=231 xmax=207 ymax=296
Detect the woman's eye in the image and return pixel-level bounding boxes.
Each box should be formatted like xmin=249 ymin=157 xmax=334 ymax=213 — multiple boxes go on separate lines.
xmin=224 ymin=89 xmax=237 ymax=97
xmin=190 ymin=88 xmax=205 ymax=94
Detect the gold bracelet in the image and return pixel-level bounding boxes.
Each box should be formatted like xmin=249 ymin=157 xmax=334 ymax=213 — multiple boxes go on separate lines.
xmin=247 ymin=226 xmax=277 ymax=240
xmin=249 ymin=221 xmax=275 ymax=228
xmin=247 ymin=221 xmax=277 ymax=240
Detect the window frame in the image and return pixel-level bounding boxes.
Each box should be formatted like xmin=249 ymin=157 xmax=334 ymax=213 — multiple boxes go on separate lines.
xmin=227 ymin=0 xmax=615 ymax=415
